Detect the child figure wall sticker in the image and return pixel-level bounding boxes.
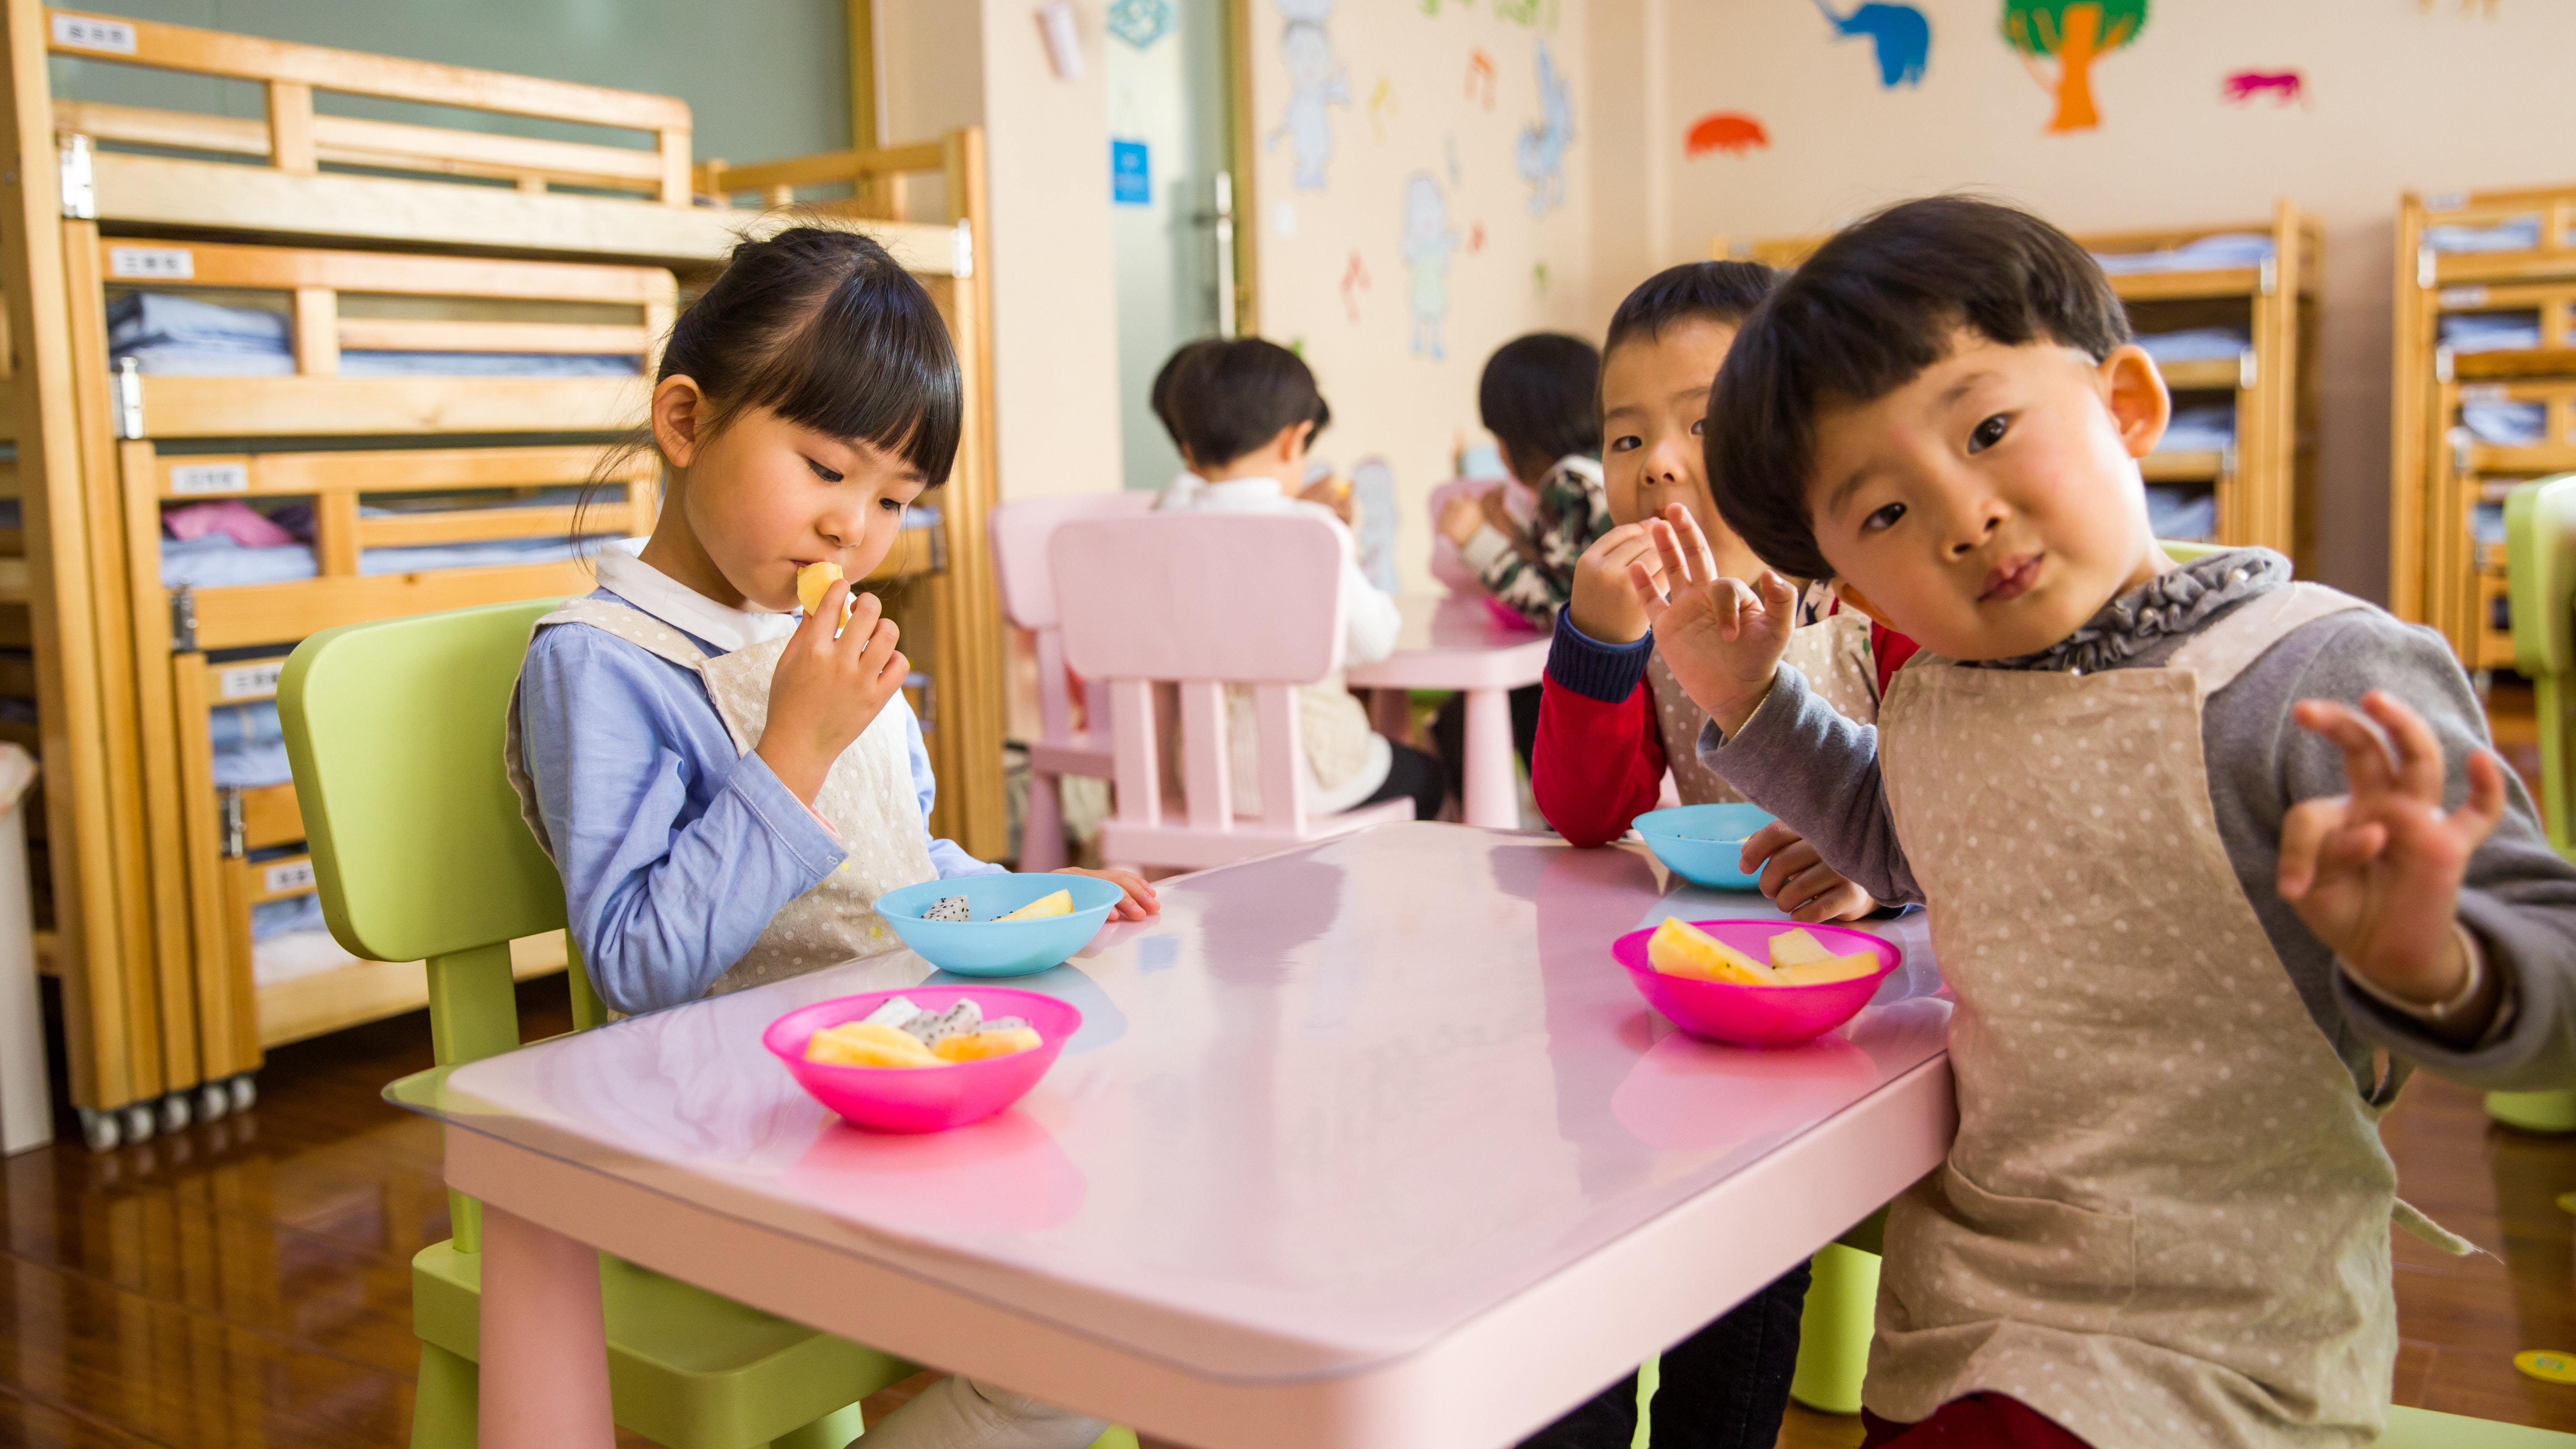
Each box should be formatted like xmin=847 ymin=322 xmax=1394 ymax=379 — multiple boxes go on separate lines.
xmin=1402 ymin=173 xmax=1459 ymax=360
xmin=1349 ymin=457 xmax=1401 ymax=593
xmin=1812 ymin=1 xmax=1931 ymax=88
xmin=1270 ymin=0 xmax=1351 ymax=191
xmin=1106 ymin=0 xmax=1174 ymax=49
xmin=1516 ymin=39 xmax=1573 ymax=216
xmin=2001 ymin=0 xmax=2148 ymax=133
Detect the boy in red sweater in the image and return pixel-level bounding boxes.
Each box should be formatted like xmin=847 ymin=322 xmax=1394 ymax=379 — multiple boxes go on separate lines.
xmin=1534 ymin=263 xmax=1919 ymax=921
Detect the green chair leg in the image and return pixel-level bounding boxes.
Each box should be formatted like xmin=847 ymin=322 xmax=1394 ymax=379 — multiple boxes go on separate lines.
xmin=411 ymin=1340 xmax=478 ymax=1449
xmin=1790 ymin=1243 xmax=1879 ymax=1415
xmin=1632 ymin=1355 xmax=1659 ymax=1449
xmin=767 ymin=1402 xmax=866 ymax=1449
xmin=2488 ymin=1090 xmax=2576 ymax=1135
xmin=2375 ymin=1404 xmax=2576 ymax=1447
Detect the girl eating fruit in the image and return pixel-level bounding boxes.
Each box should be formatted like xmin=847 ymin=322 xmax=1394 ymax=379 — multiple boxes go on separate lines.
xmin=508 ymin=226 xmax=1152 ymax=1449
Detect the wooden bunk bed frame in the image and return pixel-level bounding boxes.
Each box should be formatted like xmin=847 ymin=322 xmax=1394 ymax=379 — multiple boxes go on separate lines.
xmin=1712 ymin=202 xmax=2323 ymax=571
xmin=2392 ymin=185 xmax=2576 ymax=668
xmin=0 ymin=3 xmax=1008 ymax=1149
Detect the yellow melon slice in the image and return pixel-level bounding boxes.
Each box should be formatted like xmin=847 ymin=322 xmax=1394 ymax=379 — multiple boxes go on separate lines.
xmin=932 ymin=1027 xmax=1042 ymax=1062
xmin=1647 ymin=918 xmax=1777 ymax=984
xmin=1774 ymin=952 xmax=1883 ymax=987
xmin=795 ymin=560 xmax=845 ymax=617
xmin=1767 ymin=927 xmax=1837 ymax=969
xmin=805 ymin=1019 xmax=940 ymax=1068
xmin=995 ymin=888 xmax=1074 ymax=922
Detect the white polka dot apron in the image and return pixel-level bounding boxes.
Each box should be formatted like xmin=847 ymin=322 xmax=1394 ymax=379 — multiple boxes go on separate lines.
xmin=1652 ymin=611 xmax=1880 ymax=806
xmin=1872 ymin=581 xmax=2440 ymax=1448
xmin=505 ymin=598 xmax=934 ymax=997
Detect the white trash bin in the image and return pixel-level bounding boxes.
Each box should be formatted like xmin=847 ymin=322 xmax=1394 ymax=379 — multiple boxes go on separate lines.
xmin=0 ymin=744 xmax=49 ymax=1154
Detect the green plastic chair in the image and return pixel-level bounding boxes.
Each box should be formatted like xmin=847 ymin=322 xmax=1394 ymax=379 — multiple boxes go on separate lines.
xmin=2496 ymin=479 xmax=2576 ymax=1135
xmin=277 ymin=599 xmax=919 ymax=1449
xmin=2377 ymin=1407 xmax=2576 ymax=1448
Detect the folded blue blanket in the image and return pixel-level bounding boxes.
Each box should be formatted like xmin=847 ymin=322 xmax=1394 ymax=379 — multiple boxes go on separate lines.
xmin=2092 ymin=233 xmax=2274 ymax=276
xmin=2427 ymin=217 xmax=2543 ymax=255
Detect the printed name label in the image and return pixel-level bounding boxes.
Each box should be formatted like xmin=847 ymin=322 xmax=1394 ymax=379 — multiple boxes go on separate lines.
xmin=264 ymin=860 xmax=315 ymax=895
xmin=51 ymin=14 xmax=136 ymax=53
xmin=2462 ymin=384 xmax=2512 ymax=402
xmin=108 ymin=246 xmax=192 ymax=280
xmin=2424 ymin=191 xmax=2468 ymax=214
xmin=217 ymin=662 xmax=281 ymax=700
xmin=2437 ymin=286 xmax=2490 ymax=308
xmin=169 ymin=462 xmax=249 ymax=496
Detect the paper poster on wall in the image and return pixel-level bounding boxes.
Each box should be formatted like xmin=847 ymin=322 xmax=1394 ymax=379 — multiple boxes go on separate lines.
xmin=1402 ymin=174 xmax=1459 ymax=360
xmin=1516 ymin=40 xmax=1572 ymax=215
xmin=1270 ymin=0 xmax=1351 ymax=190
xmin=1111 ymin=140 xmax=1151 ymax=204
xmin=1107 ymin=0 xmax=1174 ymax=48
xmin=1466 ymin=48 xmax=1497 ymax=109
xmin=2221 ymin=69 xmax=2306 ymax=107
xmin=1341 ymin=251 xmax=1371 ymax=322
xmin=1350 ymin=457 xmax=1401 ymax=593
xmin=1685 ymin=111 xmax=1771 ymax=157
xmin=1370 ymin=77 xmax=1395 ymax=142
xmin=1813 ymin=2 xmax=1930 ymax=88
xmin=2001 ymin=1 xmax=2148 ymax=134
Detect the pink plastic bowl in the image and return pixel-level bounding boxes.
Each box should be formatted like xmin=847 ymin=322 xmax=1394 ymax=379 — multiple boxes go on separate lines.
xmin=764 ymin=987 xmax=1083 ymax=1133
xmin=1611 ymin=919 xmax=1902 ymax=1047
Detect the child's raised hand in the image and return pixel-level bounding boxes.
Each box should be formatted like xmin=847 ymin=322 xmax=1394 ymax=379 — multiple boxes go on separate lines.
xmin=755 ymin=579 xmax=908 ymax=805
xmin=1438 ymin=492 xmax=1487 ymax=547
xmin=2278 ymin=690 xmax=2507 ymax=1007
xmin=1628 ymin=504 xmax=1795 ymax=735
xmin=1740 ymin=820 xmax=1877 ymax=923
xmin=1569 ymin=522 xmax=1663 ymax=644
xmin=1059 ymin=866 xmax=1159 ymax=922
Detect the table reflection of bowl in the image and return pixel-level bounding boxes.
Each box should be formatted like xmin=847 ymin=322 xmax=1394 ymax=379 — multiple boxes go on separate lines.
xmin=1613 ymin=1028 xmax=1881 ymax=1151
xmin=1611 ymin=919 xmax=1901 ymax=1047
xmin=764 ymin=987 xmax=1081 ymax=1133
xmin=785 ymin=1099 xmax=1088 ymax=1233
xmin=1632 ymin=804 xmax=1776 ymax=890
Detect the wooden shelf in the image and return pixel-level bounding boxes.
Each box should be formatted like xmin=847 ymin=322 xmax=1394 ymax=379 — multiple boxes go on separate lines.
xmin=2142 ymin=451 xmax=2227 ymax=483
xmin=2154 ymin=357 xmax=2245 ymax=392
xmin=2110 ymin=269 xmax=2266 ymax=303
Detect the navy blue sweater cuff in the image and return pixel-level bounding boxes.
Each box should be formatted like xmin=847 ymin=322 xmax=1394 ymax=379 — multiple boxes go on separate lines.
xmin=1547 ymin=610 xmax=1653 ymax=703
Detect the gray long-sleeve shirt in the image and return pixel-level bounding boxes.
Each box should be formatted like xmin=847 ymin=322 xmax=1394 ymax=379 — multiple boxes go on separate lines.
xmin=1700 ymin=548 xmax=2576 ymax=1097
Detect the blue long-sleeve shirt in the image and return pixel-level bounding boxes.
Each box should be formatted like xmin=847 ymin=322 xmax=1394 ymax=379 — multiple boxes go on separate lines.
xmin=516 ymin=586 xmax=998 ymax=1016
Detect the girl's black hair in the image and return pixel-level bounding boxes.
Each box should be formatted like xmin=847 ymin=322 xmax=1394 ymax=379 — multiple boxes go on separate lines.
xmin=1150 ymin=337 xmax=1331 ymax=469
xmin=581 ymin=223 xmax=962 ymax=547
xmin=1478 ymin=331 xmax=1602 ymax=477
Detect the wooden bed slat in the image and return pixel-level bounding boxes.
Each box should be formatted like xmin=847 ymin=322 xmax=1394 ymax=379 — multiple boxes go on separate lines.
xmin=334 ymin=319 xmax=653 ymax=356
xmin=100 ymin=237 xmax=676 ymax=305
xmin=357 ymin=505 xmax=584 ymax=548
xmin=56 ymin=99 xmax=667 ymax=192
xmin=185 ymin=560 xmax=599 ymax=650
xmin=155 ymin=445 xmax=645 ymax=498
xmin=701 ymin=142 xmax=947 ymax=196
xmin=136 ymin=374 xmax=645 ymax=438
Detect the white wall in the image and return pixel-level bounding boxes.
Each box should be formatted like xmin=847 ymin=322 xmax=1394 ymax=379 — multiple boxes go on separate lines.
xmin=1651 ymin=0 xmax=2576 ymax=599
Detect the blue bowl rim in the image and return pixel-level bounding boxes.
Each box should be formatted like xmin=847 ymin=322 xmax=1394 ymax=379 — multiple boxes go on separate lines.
xmin=876 ymin=873 xmax=1123 ymax=926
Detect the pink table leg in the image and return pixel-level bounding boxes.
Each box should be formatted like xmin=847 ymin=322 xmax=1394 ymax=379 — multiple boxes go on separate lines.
xmin=479 ymin=1205 xmax=614 ymax=1449
xmin=1461 ymin=686 xmax=1518 ymax=829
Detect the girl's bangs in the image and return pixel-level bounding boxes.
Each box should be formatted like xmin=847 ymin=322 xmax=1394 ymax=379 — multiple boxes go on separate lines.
xmin=745 ymin=265 xmax=963 ymax=483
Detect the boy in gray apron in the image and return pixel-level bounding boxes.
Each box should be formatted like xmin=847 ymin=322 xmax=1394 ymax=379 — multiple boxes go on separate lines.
xmin=1641 ymin=196 xmax=2576 ymax=1448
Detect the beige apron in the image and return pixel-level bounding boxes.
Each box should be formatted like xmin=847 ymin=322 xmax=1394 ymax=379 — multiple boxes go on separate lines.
xmin=505 ymin=598 xmax=935 ymax=997
xmin=1652 ymin=611 xmax=1879 ymax=806
xmin=1872 ymin=582 xmax=2461 ymax=1448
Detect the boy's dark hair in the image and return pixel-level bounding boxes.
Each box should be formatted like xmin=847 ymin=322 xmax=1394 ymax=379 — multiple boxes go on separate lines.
xmin=663 ymin=224 xmax=962 ymax=482
xmin=1705 ymin=196 xmax=2130 ymax=579
xmin=1152 ymin=337 xmax=1332 ymax=469
xmin=1478 ymin=332 xmax=1602 ymax=475
xmin=1603 ymin=260 xmax=1783 ymax=358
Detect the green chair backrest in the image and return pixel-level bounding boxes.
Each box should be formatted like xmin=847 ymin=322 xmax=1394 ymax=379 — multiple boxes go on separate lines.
xmin=278 ymin=598 xmax=607 ymax=1063
xmin=2159 ymin=538 xmax=2226 ymax=564
xmin=2507 ymin=474 xmax=2576 ymax=858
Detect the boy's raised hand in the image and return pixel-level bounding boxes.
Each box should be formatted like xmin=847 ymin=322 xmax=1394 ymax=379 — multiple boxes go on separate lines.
xmin=2278 ymin=690 xmax=2507 ymax=1008
xmin=756 ymin=578 xmax=909 ymax=806
xmin=1628 ymin=504 xmax=1795 ymax=735
xmin=1569 ymin=522 xmax=1664 ymax=644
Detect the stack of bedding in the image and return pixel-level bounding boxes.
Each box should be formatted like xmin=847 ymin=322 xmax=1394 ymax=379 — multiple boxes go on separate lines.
xmin=2440 ymin=312 xmax=2545 ymax=354
xmin=2135 ymin=327 xmax=2250 ymax=366
xmin=2425 ymin=217 xmax=2545 ymax=255
xmin=2146 ymin=489 xmax=2216 ymax=543
xmin=2157 ymin=405 xmax=2237 ymax=454
xmin=2090 ymin=233 xmax=2274 ymax=276
xmin=109 ymin=293 xmax=640 ymax=377
xmin=2461 ymin=399 xmax=2550 ymax=448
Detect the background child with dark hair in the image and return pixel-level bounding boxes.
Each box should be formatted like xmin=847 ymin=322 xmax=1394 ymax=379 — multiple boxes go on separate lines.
xmin=1534 ymin=262 xmax=1911 ymax=922
xmin=1647 ymin=195 xmax=2576 ymax=1449
xmin=1428 ymin=331 xmax=1611 ymax=809
xmin=1148 ymin=338 xmax=1445 ymax=824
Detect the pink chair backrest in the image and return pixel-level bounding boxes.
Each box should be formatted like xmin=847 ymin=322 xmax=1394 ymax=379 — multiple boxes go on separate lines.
xmin=1428 ymin=475 xmax=1504 ymax=595
xmin=989 ymin=491 xmax=1156 ymax=747
xmin=1051 ymin=511 xmax=1348 ymax=835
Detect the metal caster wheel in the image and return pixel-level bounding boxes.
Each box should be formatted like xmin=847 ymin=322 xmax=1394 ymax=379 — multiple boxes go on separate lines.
xmin=78 ymin=1108 xmax=120 ymax=1153
xmin=229 ymin=1074 xmax=256 ymax=1113
xmin=120 ymin=1103 xmax=154 ymax=1143
xmin=197 ymin=1082 xmax=230 ymax=1122
xmin=159 ymin=1093 xmax=191 ymax=1134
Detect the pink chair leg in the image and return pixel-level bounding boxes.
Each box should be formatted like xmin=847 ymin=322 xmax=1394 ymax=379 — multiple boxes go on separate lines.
xmin=1461 ymin=686 xmax=1519 ymax=829
xmin=1022 ymin=770 xmax=1068 ymax=871
xmin=478 ymin=1205 xmax=614 ymax=1449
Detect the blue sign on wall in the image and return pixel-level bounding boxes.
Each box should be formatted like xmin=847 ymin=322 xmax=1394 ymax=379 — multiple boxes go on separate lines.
xmin=1111 ymin=139 xmax=1151 ymax=206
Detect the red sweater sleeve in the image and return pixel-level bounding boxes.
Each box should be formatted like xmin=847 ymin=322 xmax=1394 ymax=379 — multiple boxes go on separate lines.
xmin=1534 ymin=674 xmax=1669 ymax=848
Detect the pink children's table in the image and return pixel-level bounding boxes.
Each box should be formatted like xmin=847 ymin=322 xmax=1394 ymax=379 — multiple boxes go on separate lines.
xmin=1344 ymin=595 xmax=1551 ymax=829
xmin=391 ymin=823 xmax=1953 ymax=1449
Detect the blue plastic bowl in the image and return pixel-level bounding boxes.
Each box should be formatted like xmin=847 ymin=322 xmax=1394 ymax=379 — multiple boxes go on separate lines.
xmin=876 ymin=873 xmax=1123 ymax=977
xmin=1633 ymin=803 xmax=1777 ymax=890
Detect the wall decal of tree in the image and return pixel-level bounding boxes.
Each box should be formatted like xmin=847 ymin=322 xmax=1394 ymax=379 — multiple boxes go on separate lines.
xmin=2001 ymin=0 xmax=2147 ymax=133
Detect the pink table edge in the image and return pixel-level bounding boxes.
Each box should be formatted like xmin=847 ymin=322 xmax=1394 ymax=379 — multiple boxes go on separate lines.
xmin=1345 ymin=596 xmax=1550 ymax=830
xmin=458 ymin=1059 xmax=1954 ymax=1449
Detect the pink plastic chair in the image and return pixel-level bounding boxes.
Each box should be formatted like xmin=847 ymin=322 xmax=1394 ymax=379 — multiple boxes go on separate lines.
xmin=989 ymin=491 xmax=1156 ymax=870
xmin=1051 ymin=511 xmax=1415 ymax=871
